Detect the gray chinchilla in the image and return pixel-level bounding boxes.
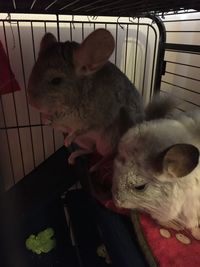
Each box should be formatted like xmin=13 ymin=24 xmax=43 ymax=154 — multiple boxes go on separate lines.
xmin=28 ymin=29 xmax=144 ymax=164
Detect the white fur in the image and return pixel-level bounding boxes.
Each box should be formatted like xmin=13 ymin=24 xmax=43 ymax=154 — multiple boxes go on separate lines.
xmin=112 ymin=111 xmax=200 ymax=229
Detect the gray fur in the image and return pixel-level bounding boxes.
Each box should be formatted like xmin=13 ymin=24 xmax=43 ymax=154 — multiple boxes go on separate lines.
xmin=28 ymin=29 xmax=144 ymax=162
xmin=145 ymin=94 xmax=179 ymax=121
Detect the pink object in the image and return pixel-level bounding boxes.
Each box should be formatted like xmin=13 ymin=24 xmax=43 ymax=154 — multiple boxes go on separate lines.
xmin=0 ymin=41 xmax=21 ymax=95
xmin=137 ymin=212 xmax=200 ymax=267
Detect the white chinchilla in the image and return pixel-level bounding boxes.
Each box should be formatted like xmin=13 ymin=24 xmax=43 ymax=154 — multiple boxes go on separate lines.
xmin=112 ymin=109 xmax=200 ymax=236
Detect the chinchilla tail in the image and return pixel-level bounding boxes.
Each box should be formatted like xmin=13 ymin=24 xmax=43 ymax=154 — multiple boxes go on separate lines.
xmin=145 ymin=93 xmax=179 ymax=121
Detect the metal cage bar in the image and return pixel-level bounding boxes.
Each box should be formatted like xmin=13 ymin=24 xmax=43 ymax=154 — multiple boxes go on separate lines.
xmin=0 ymin=15 xmax=162 ymax=189
xmin=160 ymin=13 xmax=200 ymax=112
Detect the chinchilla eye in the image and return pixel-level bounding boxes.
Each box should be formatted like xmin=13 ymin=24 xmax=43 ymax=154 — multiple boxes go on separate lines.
xmin=51 ymin=77 xmax=62 ymax=85
xmin=134 ymin=184 xmax=147 ymax=191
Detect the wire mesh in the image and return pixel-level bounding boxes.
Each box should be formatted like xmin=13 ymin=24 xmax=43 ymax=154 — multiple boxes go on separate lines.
xmin=0 ymin=15 xmax=159 ymax=189
xmin=160 ymin=12 xmax=200 ymax=112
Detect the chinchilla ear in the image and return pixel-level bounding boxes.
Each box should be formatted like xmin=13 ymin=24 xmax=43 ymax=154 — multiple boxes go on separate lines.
xmin=155 ymin=144 xmax=199 ymax=180
xmin=39 ymin=33 xmax=57 ymax=56
xmin=72 ymin=28 xmax=115 ymax=76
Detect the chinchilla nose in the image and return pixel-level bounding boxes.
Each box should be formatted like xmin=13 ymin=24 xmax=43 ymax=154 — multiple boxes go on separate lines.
xmin=112 ymin=191 xmax=124 ymax=207
xmin=41 ymin=113 xmax=52 ymax=125
xmin=27 ymin=93 xmax=38 ymax=108
xmin=27 ymin=82 xmax=43 ymax=107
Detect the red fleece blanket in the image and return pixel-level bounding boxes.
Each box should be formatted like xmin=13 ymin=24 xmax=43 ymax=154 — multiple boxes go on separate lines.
xmin=89 ymin=154 xmax=200 ymax=267
xmin=0 ymin=41 xmax=21 ymax=95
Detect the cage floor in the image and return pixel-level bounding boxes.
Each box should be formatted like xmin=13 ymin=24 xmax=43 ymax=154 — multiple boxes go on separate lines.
xmin=0 ymin=194 xmax=79 ymax=267
xmin=0 ymin=146 xmax=147 ymax=267
xmin=0 ymin=146 xmax=84 ymax=219
xmin=0 ymin=147 xmax=84 ymax=267
xmin=65 ymin=189 xmax=148 ymax=267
